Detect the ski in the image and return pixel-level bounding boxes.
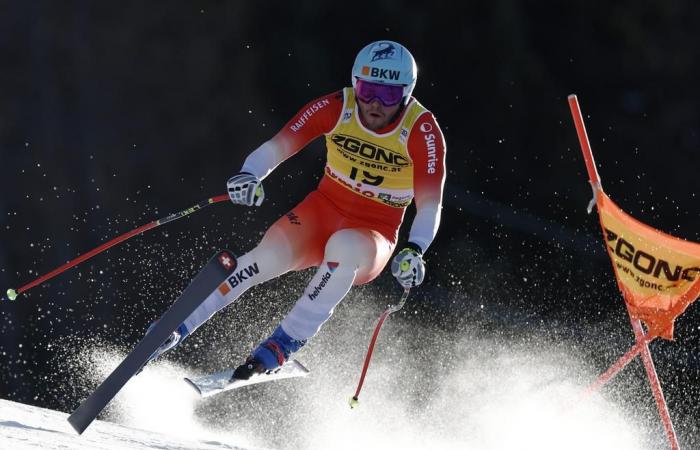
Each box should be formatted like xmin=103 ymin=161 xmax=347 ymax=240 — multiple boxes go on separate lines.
xmin=184 ymin=360 xmax=310 ymax=398
xmin=67 ymin=250 xmax=238 ymax=435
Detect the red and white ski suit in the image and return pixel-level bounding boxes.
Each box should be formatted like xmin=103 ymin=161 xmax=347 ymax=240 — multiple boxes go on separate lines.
xmin=185 ymin=88 xmax=446 ymax=342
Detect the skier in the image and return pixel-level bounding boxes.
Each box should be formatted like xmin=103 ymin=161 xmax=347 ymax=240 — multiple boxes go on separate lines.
xmin=150 ymin=40 xmax=446 ymax=379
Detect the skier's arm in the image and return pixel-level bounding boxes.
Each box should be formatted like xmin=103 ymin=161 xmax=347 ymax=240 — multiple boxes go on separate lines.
xmin=406 ymin=111 xmax=447 ymax=253
xmin=240 ymin=91 xmax=344 ymax=179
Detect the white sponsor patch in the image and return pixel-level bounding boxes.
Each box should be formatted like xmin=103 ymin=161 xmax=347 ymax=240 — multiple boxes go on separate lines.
xmin=399 ymin=127 xmax=409 ymax=145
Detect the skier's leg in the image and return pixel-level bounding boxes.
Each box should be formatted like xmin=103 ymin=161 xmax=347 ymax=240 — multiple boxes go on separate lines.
xmin=148 ymin=225 xmax=296 ymax=360
xmin=180 ymin=225 xmax=297 ymax=333
xmin=241 ymin=228 xmax=393 ymax=374
xmin=149 ymin=193 xmax=328 ymax=361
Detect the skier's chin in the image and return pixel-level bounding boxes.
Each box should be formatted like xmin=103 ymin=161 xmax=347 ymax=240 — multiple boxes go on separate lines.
xmin=359 ymin=100 xmax=400 ymax=131
xmin=363 ymin=113 xmax=387 ymax=131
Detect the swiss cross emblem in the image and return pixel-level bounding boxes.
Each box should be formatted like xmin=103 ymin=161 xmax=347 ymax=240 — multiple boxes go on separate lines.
xmin=218 ymin=253 xmax=234 ymax=270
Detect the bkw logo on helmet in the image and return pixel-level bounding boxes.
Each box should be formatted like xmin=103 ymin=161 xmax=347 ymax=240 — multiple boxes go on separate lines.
xmin=361 ymin=66 xmax=401 ymax=81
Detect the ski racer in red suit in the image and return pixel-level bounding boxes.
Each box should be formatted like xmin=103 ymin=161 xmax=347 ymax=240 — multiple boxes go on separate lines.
xmin=151 ymin=40 xmax=446 ymax=379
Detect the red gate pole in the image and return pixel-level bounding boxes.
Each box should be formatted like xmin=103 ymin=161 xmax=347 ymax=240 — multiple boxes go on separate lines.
xmin=568 ymin=94 xmax=680 ymax=449
xmin=581 ymin=333 xmax=655 ymax=399
xmin=628 ymin=313 xmax=680 ymax=450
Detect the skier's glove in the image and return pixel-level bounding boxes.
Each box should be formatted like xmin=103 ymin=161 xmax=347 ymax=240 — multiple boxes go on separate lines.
xmin=227 ymin=172 xmax=265 ymax=206
xmin=391 ymin=243 xmax=425 ymax=288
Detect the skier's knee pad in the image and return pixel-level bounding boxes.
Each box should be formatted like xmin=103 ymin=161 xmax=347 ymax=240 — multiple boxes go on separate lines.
xmin=324 ymin=229 xmax=375 ymax=268
xmin=324 ymin=229 xmax=392 ymax=285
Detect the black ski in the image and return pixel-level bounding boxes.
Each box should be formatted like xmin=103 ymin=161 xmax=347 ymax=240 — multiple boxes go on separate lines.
xmin=67 ymin=250 xmax=238 ymax=435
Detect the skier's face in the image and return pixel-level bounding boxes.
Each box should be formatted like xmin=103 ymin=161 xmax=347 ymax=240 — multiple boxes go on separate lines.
xmin=357 ymin=97 xmax=401 ymax=131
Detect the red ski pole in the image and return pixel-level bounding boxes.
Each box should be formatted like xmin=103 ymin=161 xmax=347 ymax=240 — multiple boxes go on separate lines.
xmin=349 ymin=288 xmax=410 ymax=408
xmin=5 ymin=194 xmax=229 ymax=301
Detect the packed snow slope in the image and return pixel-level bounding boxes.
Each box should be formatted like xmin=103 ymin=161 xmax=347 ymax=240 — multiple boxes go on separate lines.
xmin=2 ymin=312 xmax=669 ymax=450
xmin=0 ymin=398 xmax=247 ymax=450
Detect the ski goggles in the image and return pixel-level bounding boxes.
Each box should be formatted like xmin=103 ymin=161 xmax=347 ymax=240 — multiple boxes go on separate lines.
xmin=354 ymin=79 xmax=404 ymax=107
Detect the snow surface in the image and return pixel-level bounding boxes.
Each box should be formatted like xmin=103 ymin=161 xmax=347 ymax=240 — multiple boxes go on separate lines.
xmin=0 ymin=269 xmax=679 ymax=449
xmin=0 ymin=398 xmax=247 ymax=450
xmin=1 ymin=335 xmax=664 ymax=450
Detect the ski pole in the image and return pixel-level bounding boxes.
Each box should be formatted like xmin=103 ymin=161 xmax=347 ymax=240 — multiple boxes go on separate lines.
xmin=349 ymin=287 xmax=410 ymax=409
xmin=5 ymin=194 xmax=229 ymax=301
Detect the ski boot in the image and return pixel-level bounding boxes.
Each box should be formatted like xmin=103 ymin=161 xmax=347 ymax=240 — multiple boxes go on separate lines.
xmin=231 ymin=325 xmax=306 ymax=381
xmin=231 ymin=356 xmax=266 ymax=380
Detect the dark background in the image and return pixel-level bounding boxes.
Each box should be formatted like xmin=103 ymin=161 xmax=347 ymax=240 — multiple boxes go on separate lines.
xmin=0 ymin=1 xmax=698 ymax=446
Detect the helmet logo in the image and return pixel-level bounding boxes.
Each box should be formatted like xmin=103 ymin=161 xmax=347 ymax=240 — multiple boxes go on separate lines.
xmin=370 ymin=43 xmax=396 ymax=61
xmin=361 ymin=66 xmax=401 ymax=81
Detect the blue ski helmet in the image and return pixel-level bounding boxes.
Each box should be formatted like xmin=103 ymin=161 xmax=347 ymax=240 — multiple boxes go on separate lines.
xmin=351 ymin=41 xmax=417 ymax=104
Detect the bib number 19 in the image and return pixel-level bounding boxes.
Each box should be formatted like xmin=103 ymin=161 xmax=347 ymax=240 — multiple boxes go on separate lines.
xmin=349 ymin=167 xmax=384 ymax=186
